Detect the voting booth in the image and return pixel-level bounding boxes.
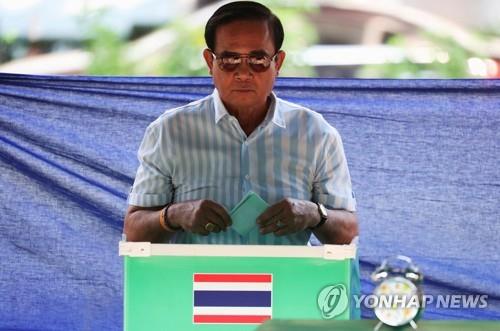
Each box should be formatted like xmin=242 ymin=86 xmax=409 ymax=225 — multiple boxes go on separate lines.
xmin=120 ymin=242 xmax=359 ymax=331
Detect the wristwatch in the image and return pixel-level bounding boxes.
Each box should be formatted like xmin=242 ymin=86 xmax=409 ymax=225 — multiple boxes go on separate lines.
xmin=310 ymin=202 xmax=328 ymax=230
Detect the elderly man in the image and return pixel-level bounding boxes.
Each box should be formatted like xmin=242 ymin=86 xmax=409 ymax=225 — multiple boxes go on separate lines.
xmin=124 ymin=1 xmax=358 ymax=245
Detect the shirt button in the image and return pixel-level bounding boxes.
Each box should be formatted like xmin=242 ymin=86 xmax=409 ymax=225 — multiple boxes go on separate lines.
xmin=245 ymin=174 xmax=250 ymax=180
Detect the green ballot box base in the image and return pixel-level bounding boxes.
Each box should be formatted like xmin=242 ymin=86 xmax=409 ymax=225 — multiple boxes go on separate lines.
xmin=120 ymin=242 xmax=358 ymax=331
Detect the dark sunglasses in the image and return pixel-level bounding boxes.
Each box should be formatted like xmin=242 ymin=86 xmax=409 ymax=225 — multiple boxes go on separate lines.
xmin=209 ymin=50 xmax=279 ymax=73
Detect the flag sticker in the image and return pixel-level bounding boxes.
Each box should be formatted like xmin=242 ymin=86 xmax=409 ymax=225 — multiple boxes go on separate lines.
xmin=193 ymin=273 xmax=273 ymax=324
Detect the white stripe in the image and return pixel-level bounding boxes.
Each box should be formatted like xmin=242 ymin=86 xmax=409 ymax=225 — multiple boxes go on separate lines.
xmin=193 ymin=307 xmax=272 ymax=315
xmin=193 ymin=282 xmax=272 ymax=291
xmin=120 ymin=241 xmax=357 ymax=259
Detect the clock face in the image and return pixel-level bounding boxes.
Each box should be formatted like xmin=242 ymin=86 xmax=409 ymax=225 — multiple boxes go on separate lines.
xmin=373 ymin=276 xmax=420 ymax=327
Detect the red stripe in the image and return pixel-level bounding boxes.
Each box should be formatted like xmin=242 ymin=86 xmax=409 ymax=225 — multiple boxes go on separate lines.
xmin=193 ymin=315 xmax=271 ymax=324
xmin=193 ymin=274 xmax=271 ymax=283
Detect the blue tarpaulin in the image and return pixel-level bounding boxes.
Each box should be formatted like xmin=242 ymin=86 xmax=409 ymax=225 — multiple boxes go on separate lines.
xmin=1 ymin=73 xmax=499 ymax=330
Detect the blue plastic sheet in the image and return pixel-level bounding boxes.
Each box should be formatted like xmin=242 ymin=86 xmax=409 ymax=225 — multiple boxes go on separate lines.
xmin=1 ymin=74 xmax=499 ymax=330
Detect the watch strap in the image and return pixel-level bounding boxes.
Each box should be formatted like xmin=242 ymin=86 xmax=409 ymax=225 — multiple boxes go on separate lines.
xmin=309 ymin=202 xmax=327 ymax=230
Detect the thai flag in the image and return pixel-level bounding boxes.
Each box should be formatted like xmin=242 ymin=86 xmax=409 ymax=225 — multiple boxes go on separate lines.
xmin=193 ymin=273 xmax=273 ymax=324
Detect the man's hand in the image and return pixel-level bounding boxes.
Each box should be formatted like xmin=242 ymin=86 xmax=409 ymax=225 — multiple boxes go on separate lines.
xmin=169 ymin=200 xmax=232 ymax=236
xmin=256 ymin=198 xmax=319 ymax=236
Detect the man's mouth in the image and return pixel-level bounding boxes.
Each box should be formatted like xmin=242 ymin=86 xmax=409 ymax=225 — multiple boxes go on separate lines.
xmin=232 ymin=87 xmax=255 ymax=92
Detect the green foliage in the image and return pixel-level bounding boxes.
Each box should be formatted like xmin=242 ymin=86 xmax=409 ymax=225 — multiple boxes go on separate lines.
xmin=156 ymin=0 xmax=318 ymax=77
xmin=157 ymin=21 xmax=208 ymax=76
xmin=425 ymin=33 xmax=471 ymax=78
xmin=79 ymin=8 xmax=131 ymax=75
xmin=272 ymin=4 xmax=318 ymax=77
xmin=86 ymin=25 xmax=131 ymax=75
xmin=82 ymin=1 xmax=318 ymax=76
xmin=0 ymin=32 xmax=17 ymax=45
xmin=0 ymin=32 xmax=18 ymax=62
xmin=358 ymin=32 xmax=473 ymax=78
xmin=260 ymin=0 xmax=318 ymax=77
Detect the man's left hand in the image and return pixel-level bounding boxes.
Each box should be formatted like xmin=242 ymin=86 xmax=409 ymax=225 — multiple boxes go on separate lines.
xmin=256 ymin=198 xmax=320 ymax=236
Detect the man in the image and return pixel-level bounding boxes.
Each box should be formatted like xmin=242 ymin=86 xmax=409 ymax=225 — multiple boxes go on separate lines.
xmin=124 ymin=1 xmax=358 ymax=245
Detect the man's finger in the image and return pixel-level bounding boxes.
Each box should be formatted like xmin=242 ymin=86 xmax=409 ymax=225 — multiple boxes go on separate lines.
xmin=196 ymin=225 xmax=210 ymax=236
xmin=260 ymin=221 xmax=280 ymax=235
xmin=274 ymin=225 xmax=293 ymax=236
xmin=257 ymin=203 xmax=284 ymax=227
xmin=204 ymin=211 xmax=226 ymax=232
xmin=213 ymin=206 xmax=232 ymax=227
xmin=207 ymin=200 xmax=232 ymax=227
xmin=197 ymin=200 xmax=228 ymax=230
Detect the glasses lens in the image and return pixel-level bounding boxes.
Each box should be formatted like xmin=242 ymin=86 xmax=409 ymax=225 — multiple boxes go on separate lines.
xmin=219 ymin=55 xmax=240 ymax=71
xmin=214 ymin=53 xmax=274 ymax=72
xmin=248 ymin=56 xmax=270 ymax=72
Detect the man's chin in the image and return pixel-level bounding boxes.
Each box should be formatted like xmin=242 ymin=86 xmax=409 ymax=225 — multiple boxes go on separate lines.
xmin=229 ymin=94 xmax=259 ymax=105
xmin=231 ymin=89 xmax=257 ymax=97
xmin=233 ymin=101 xmax=256 ymax=110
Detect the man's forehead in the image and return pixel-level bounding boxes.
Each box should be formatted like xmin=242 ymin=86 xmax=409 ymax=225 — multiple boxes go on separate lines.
xmin=219 ymin=49 xmax=271 ymax=56
xmin=213 ymin=19 xmax=275 ymax=53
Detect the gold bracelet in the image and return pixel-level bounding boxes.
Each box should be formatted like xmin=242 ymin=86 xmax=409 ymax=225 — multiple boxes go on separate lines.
xmin=159 ymin=207 xmax=169 ymax=232
xmin=159 ymin=203 xmax=180 ymax=232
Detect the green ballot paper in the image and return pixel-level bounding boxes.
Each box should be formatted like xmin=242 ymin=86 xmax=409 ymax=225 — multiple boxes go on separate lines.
xmin=230 ymin=191 xmax=269 ymax=236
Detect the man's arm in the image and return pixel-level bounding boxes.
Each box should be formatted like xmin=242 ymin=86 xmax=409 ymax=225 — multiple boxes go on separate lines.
xmin=124 ymin=200 xmax=232 ymax=242
xmin=256 ymin=198 xmax=358 ymax=245
xmin=310 ymin=207 xmax=358 ymax=245
xmin=124 ymin=205 xmax=174 ymax=243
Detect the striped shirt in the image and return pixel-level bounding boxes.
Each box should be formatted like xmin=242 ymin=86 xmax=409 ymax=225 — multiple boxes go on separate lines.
xmin=128 ymin=89 xmax=356 ymax=245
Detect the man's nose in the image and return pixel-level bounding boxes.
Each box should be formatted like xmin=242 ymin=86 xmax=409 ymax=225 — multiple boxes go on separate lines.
xmin=235 ymin=58 xmax=253 ymax=78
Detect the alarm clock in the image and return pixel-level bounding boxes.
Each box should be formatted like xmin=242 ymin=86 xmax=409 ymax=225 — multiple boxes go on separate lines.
xmin=371 ymin=255 xmax=423 ymax=330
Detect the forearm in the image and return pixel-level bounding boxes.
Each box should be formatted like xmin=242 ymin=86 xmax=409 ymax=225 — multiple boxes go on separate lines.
xmin=312 ymin=209 xmax=358 ymax=245
xmin=123 ymin=206 xmax=176 ymax=243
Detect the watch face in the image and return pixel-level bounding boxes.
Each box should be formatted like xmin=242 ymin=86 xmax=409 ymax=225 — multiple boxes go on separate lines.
xmin=373 ymin=276 xmax=420 ymax=327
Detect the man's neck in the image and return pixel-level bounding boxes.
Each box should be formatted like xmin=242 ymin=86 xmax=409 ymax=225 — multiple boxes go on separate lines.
xmin=225 ymin=98 xmax=271 ymax=137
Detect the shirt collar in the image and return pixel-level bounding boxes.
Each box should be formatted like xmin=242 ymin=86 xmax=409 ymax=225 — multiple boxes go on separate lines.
xmin=212 ymin=89 xmax=286 ymax=128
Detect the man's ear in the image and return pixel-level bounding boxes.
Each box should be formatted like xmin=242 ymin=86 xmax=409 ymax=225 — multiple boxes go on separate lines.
xmin=274 ymin=50 xmax=286 ymax=72
xmin=203 ymin=48 xmax=214 ymax=75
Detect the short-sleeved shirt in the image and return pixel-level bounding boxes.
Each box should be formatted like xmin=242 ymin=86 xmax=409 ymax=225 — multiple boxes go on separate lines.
xmin=128 ymin=89 xmax=356 ymax=245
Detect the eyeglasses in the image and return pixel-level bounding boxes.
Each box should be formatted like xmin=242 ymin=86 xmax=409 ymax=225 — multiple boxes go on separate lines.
xmin=209 ymin=50 xmax=278 ymax=73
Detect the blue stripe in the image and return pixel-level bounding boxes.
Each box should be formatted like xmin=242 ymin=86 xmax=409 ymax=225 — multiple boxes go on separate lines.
xmin=193 ymin=291 xmax=271 ymax=307
xmin=272 ymin=125 xmax=284 ymax=246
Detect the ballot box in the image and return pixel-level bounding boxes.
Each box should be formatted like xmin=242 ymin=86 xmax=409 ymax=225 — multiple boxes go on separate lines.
xmin=120 ymin=242 xmax=358 ymax=331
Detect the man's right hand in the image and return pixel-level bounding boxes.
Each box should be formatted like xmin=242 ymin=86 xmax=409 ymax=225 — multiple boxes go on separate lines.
xmin=168 ymin=200 xmax=232 ymax=236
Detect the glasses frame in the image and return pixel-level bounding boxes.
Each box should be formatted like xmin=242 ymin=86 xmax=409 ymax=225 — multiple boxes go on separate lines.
xmin=208 ymin=49 xmax=279 ymax=73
